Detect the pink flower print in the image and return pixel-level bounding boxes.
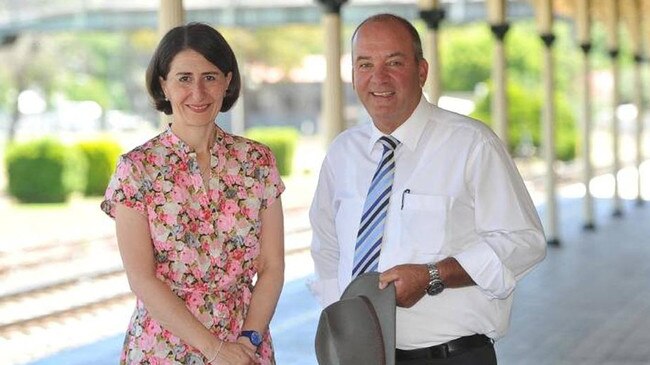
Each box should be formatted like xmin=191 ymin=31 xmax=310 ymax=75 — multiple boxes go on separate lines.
xmin=179 ymin=248 xmax=197 ymax=265
xmin=171 ymin=185 xmax=188 ymax=202
xmin=153 ymin=192 xmax=166 ymax=205
xmin=221 ymin=200 xmax=239 ymax=215
xmin=252 ymin=182 xmax=264 ymax=197
xmin=145 ymin=319 xmax=162 ymax=334
xmin=241 ymin=206 xmax=257 ymax=220
xmin=123 ymin=183 xmax=137 ymax=199
xmin=230 ymin=248 xmax=244 ymax=261
xmin=216 ymin=214 xmax=235 ymax=232
xmin=177 ymin=160 xmax=189 ymax=172
xmin=173 ymin=172 xmax=191 ymax=187
xmin=138 ymin=331 xmax=156 ymax=352
xmin=198 ymin=221 xmax=212 ymax=235
xmin=153 ymin=179 xmax=163 ymax=192
xmin=191 ymin=173 xmax=202 ymax=188
xmin=187 ymin=291 xmax=205 ymax=309
xmin=214 ymin=301 xmax=229 ymax=319
xmin=237 ymin=186 xmax=248 ymax=199
xmin=199 ymin=208 xmax=212 ymax=221
xmin=225 ymin=159 xmax=241 ymax=175
xmin=198 ymin=193 xmax=210 ymax=206
xmin=157 ymin=212 xmax=176 ymax=226
xmin=222 ymin=174 xmax=239 ymax=186
xmin=244 ymin=246 xmax=259 ymax=261
xmin=232 ymin=146 xmax=246 ymax=160
xmin=116 ymin=158 xmax=131 ymax=177
xmin=146 ymin=153 xmax=164 ymax=166
xmin=226 ymin=260 xmax=243 ymax=277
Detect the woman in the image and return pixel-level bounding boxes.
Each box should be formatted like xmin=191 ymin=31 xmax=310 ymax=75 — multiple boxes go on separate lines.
xmin=101 ymin=23 xmax=285 ymax=365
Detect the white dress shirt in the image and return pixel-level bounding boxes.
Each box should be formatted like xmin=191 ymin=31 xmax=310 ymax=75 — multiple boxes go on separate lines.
xmin=310 ymin=96 xmax=547 ymax=349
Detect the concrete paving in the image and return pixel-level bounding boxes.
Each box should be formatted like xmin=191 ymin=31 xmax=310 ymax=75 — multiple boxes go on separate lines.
xmin=19 ymin=193 xmax=650 ymax=365
xmin=4 ymin=137 xmax=649 ymax=364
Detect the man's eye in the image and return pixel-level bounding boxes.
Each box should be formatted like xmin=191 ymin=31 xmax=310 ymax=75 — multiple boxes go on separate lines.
xmin=358 ymin=63 xmax=371 ymax=69
xmin=388 ymin=60 xmax=402 ymax=66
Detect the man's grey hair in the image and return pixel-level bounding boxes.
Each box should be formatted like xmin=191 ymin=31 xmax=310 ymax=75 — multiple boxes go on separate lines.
xmin=351 ymin=13 xmax=424 ymax=61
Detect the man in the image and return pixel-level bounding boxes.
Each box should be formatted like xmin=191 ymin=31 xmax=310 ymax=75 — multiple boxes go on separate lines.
xmin=310 ymin=13 xmax=547 ymax=364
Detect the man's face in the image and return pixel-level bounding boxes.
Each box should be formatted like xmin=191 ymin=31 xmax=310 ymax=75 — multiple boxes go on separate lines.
xmin=352 ymin=19 xmax=428 ymax=133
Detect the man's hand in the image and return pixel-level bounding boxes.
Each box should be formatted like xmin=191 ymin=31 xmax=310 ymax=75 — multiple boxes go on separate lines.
xmin=378 ymin=264 xmax=429 ymax=308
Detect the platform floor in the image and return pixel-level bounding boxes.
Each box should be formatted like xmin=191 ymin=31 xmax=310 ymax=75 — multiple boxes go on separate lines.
xmin=21 ymin=196 xmax=650 ymax=365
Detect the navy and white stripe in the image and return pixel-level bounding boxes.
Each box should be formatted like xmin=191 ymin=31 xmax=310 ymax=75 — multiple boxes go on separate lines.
xmin=352 ymin=135 xmax=400 ymax=277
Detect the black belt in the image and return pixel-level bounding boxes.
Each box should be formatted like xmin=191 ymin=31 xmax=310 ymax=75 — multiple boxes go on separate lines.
xmin=396 ymin=334 xmax=493 ymax=360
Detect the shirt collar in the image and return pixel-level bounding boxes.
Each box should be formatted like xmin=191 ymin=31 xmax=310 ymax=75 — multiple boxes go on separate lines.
xmin=160 ymin=124 xmax=222 ymax=158
xmin=366 ymin=94 xmax=431 ymax=153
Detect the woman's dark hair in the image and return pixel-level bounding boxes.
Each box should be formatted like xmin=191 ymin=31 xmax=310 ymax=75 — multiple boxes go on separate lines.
xmin=146 ymin=22 xmax=241 ymax=114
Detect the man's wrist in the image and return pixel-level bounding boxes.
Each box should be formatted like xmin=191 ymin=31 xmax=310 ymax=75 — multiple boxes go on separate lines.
xmin=425 ymin=262 xmax=445 ymax=296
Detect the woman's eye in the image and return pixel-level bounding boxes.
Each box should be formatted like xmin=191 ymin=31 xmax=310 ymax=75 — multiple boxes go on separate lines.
xmin=179 ymin=76 xmax=191 ymax=82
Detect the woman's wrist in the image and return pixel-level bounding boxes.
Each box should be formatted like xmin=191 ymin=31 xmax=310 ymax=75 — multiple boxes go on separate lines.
xmin=205 ymin=340 xmax=224 ymax=364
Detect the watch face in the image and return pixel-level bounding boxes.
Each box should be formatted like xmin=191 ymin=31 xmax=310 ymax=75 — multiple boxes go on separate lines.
xmin=242 ymin=330 xmax=263 ymax=346
xmin=250 ymin=331 xmax=263 ymax=346
xmin=426 ymin=281 xmax=444 ymax=296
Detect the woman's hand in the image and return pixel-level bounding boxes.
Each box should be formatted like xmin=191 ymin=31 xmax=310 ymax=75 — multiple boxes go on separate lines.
xmin=210 ymin=341 xmax=258 ymax=365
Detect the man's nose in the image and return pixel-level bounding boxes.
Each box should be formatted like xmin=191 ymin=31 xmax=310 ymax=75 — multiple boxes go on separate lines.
xmin=371 ymin=65 xmax=389 ymax=81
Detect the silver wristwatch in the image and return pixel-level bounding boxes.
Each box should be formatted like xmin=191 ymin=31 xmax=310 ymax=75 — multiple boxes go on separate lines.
xmin=425 ymin=262 xmax=445 ymax=296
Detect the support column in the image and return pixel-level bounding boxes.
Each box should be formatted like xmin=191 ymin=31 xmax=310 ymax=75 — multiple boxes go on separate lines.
xmin=628 ymin=0 xmax=645 ymax=206
xmin=158 ymin=0 xmax=184 ymax=38
xmin=419 ymin=0 xmax=445 ymax=104
xmin=158 ymin=0 xmax=184 ymax=129
xmin=604 ymin=0 xmax=623 ymax=217
xmin=634 ymin=53 xmax=645 ymax=206
xmin=577 ymin=0 xmax=595 ymax=230
xmin=487 ymin=0 xmax=509 ymax=144
xmin=317 ymin=0 xmax=347 ymax=145
xmin=535 ymin=0 xmax=559 ymax=246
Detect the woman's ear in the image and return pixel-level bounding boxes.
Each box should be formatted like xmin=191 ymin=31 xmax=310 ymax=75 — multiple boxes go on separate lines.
xmin=225 ymin=72 xmax=233 ymax=93
xmin=159 ymin=76 xmax=168 ymax=100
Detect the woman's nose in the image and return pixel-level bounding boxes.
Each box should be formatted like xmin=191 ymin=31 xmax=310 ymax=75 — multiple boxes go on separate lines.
xmin=190 ymin=81 xmax=206 ymax=99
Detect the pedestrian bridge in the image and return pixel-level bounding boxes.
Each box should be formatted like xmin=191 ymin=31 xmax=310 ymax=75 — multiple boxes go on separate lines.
xmin=0 ymin=0 xmax=535 ymax=39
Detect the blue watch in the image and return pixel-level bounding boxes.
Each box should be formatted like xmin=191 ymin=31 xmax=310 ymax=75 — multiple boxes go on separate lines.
xmin=239 ymin=330 xmax=263 ymax=347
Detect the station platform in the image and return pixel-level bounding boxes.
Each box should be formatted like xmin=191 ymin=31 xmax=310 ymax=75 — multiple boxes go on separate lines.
xmin=22 ymin=194 xmax=650 ymax=365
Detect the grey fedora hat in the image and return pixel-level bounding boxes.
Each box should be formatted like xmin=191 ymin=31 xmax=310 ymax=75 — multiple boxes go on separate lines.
xmin=315 ymin=272 xmax=396 ymax=365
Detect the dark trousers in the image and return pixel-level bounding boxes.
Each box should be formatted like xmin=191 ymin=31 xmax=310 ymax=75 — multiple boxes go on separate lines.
xmin=396 ymin=341 xmax=497 ymax=365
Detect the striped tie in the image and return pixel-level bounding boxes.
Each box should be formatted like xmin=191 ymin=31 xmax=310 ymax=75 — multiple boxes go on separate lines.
xmin=352 ymin=135 xmax=400 ymax=278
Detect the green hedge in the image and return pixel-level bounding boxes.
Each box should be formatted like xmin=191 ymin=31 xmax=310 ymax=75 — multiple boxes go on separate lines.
xmin=76 ymin=138 xmax=122 ymax=196
xmin=471 ymin=82 xmax=577 ymax=161
xmin=246 ymin=127 xmax=299 ymax=176
xmin=5 ymin=139 xmax=87 ymax=203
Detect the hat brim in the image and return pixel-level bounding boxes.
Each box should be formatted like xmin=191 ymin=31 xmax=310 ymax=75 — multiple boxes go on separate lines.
xmin=341 ymin=272 xmax=396 ymax=365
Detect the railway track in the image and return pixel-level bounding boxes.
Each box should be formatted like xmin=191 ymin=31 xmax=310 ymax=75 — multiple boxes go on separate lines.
xmin=0 ymin=206 xmax=312 ymax=340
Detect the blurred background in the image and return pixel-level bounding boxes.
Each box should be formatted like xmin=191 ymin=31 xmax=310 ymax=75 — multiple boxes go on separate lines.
xmin=1 ymin=0 xmax=649 ymax=364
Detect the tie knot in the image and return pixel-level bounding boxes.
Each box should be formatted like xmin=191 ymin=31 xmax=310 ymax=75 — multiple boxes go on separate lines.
xmin=378 ymin=135 xmax=400 ymax=151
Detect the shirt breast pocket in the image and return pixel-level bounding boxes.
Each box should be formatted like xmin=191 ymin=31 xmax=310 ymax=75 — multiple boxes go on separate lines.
xmin=399 ymin=194 xmax=452 ymax=260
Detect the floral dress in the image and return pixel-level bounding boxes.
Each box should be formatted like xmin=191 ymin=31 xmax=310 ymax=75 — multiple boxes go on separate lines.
xmin=101 ymin=126 xmax=284 ymax=364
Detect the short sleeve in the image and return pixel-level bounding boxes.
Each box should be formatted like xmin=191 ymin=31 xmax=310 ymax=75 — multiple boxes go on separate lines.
xmin=258 ymin=146 xmax=285 ymax=209
xmin=100 ymin=155 xmax=148 ymax=218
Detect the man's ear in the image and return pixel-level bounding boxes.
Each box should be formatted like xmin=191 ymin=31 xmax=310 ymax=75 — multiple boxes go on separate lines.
xmin=418 ymin=58 xmax=429 ymax=88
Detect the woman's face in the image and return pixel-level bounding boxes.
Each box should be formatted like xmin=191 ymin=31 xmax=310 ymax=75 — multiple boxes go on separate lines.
xmin=160 ymin=48 xmax=232 ymax=127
